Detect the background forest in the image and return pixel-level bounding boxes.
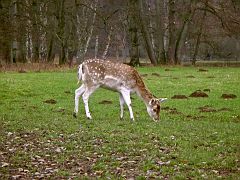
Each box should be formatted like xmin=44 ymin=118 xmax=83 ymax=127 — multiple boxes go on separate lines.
xmin=0 ymin=0 xmax=240 ymax=66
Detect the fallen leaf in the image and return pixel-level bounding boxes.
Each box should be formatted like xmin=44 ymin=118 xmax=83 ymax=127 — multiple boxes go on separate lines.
xmin=1 ymin=162 xmax=9 ymax=167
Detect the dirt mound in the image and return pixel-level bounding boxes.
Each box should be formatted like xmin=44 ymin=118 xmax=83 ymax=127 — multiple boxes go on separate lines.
xmin=98 ymin=100 xmax=113 ymax=104
xmin=165 ymin=68 xmax=172 ymax=71
xmin=186 ymin=115 xmax=206 ymax=120
xmin=232 ymin=115 xmax=240 ymax=122
xmin=189 ymin=90 xmax=208 ymax=98
xmin=198 ymin=105 xmax=216 ymax=112
xmin=151 ymin=73 xmax=160 ymax=77
xmin=140 ymin=74 xmax=148 ymax=77
xmin=43 ymin=99 xmax=57 ymax=104
xmin=221 ymin=94 xmax=237 ymax=99
xmin=218 ymin=108 xmax=231 ymax=112
xmin=161 ymin=106 xmax=182 ymax=115
xmin=186 ymin=75 xmax=195 ymax=78
xmin=198 ymin=68 xmax=208 ymax=72
xmin=198 ymin=106 xmax=232 ymax=113
xmin=171 ymin=95 xmax=188 ymax=99
xmin=18 ymin=69 xmax=27 ymax=73
xmin=203 ymin=89 xmax=210 ymax=92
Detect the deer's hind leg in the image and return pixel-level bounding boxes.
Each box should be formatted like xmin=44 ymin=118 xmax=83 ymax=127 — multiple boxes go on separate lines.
xmin=73 ymin=84 xmax=86 ymax=117
xmin=119 ymin=93 xmax=125 ymax=120
xmin=82 ymin=85 xmax=99 ymax=119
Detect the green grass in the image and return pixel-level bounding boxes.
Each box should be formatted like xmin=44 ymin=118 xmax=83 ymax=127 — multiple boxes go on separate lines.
xmin=0 ymin=67 xmax=240 ymax=179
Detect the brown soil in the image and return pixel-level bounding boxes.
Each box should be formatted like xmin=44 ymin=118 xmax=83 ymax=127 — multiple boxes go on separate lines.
xmin=18 ymin=69 xmax=27 ymax=73
xmin=43 ymin=99 xmax=57 ymax=104
xmin=186 ymin=115 xmax=206 ymax=120
xmin=218 ymin=108 xmax=231 ymax=112
xmin=140 ymin=74 xmax=148 ymax=77
xmin=186 ymin=75 xmax=195 ymax=78
xmin=198 ymin=106 xmax=231 ymax=113
xmin=161 ymin=106 xmax=171 ymax=111
xmin=198 ymin=105 xmax=216 ymax=112
xmin=189 ymin=90 xmax=208 ymax=98
xmin=98 ymin=100 xmax=113 ymax=104
xmin=203 ymin=89 xmax=210 ymax=92
xmin=55 ymin=108 xmax=65 ymax=112
xmin=151 ymin=73 xmax=160 ymax=77
xmin=221 ymin=94 xmax=237 ymax=99
xmin=232 ymin=115 xmax=240 ymax=122
xmin=164 ymin=68 xmax=172 ymax=71
xmin=161 ymin=106 xmax=182 ymax=115
xmin=171 ymin=95 xmax=188 ymax=99
xmin=198 ymin=68 xmax=208 ymax=72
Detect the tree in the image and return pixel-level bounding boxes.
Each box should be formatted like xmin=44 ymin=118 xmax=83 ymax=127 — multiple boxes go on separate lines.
xmin=137 ymin=0 xmax=157 ymax=65
xmin=128 ymin=0 xmax=140 ymax=66
xmin=0 ymin=0 xmax=239 ymax=66
xmin=155 ymin=0 xmax=166 ymax=64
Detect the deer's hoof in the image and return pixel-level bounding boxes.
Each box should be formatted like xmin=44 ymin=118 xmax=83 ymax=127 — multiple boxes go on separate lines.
xmin=87 ymin=116 xmax=92 ymax=120
xmin=73 ymin=112 xmax=77 ymax=118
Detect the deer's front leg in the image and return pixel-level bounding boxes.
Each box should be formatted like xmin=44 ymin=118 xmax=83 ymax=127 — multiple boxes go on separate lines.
xmin=73 ymin=84 xmax=85 ymax=117
xmin=120 ymin=90 xmax=134 ymax=121
xmin=119 ymin=94 xmax=125 ymax=120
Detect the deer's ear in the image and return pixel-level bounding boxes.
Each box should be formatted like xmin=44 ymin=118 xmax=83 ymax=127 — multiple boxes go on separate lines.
xmin=149 ymin=98 xmax=155 ymax=105
xmin=159 ymin=98 xmax=167 ymax=103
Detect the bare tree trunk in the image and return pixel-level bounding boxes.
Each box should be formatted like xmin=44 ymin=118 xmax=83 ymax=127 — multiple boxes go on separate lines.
xmin=39 ymin=2 xmax=47 ymax=62
xmin=57 ymin=0 xmax=66 ymax=65
xmin=32 ymin=0 xmax=40 ymax=63
xmin=122 ymin=31 xmax=127 ymax=62
xmin=47 ymin=35 xmax=54 ymax=62
xmin=83 ymin=1 xmax=97 ymax=57
xmin=174 ymin=5 xmax=195 ymax=65
xmin=138 ymin=0 xmax=157 ymax=65
xmin=167 ymin=0 xmax=176 ymax=64
xmin=25 ymin=0 xmax=33 ymax=63
xmin=146 ymin=1 xmax=156 ymax=52
xmin=116 ymin=45 xmax=119 ymax=60
xmin=156 ymin=0 xmax=166 ymax=64
xmin=102 ymin=27 xmax=113 ymax=59
xmin=95 ymin=35 xmax=99 ymax=59
xmin=25 ymin=31 xmax=33 ymax=63
xmin=236 ymin=37 xmax=240 ymax=61
xmin=128 ymin=0 xmax=140 ymax=66
xmin=192 ymin=8 xmax=207 ymax=65
xmin=11 ymin=0 xmax=19 ymax=63
xmin=75 ymin=0 xmax=98 ymax=63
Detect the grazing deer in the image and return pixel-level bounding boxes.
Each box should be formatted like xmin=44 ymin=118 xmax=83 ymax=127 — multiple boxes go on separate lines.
xmin=73 ymin=59 xmax=167 ymax=121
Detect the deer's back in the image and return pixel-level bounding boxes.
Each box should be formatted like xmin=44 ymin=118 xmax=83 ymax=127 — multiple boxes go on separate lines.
xmin=82 ymin=59 xmax=142 ymax=91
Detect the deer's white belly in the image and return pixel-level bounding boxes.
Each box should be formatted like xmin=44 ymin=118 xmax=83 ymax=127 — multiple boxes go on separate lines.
xmin=99 ymin=75 xmax=133 ymax=92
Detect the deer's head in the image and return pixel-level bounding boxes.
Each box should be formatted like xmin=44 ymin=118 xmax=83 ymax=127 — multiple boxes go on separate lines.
xmin=147 ymin=98 xmax=167 ymax=121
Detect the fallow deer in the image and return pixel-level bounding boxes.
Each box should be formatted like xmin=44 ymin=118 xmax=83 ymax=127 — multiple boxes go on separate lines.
xmin=73 ymin=59 xmax=167 ymax=121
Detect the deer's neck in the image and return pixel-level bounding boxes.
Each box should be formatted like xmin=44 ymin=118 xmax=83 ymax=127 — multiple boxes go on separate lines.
xmin=136 ymin=85 xmax=154 ymax=105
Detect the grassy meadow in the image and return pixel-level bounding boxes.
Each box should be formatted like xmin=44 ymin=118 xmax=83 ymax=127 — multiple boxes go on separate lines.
xmin=0 ymin=66 xmax=239 ymax=179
